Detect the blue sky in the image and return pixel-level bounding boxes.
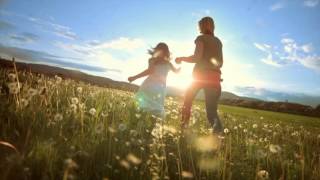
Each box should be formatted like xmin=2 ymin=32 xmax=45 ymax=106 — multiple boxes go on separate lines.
xmin=0 ymin=0 xmax=320 ymax=105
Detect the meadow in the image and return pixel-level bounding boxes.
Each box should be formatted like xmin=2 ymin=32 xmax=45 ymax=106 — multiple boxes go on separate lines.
xmin=0 ymin=68 xmax=320 ymax=180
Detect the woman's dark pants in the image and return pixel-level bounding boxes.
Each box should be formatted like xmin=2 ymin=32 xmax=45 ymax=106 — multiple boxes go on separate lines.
xmin=182 ymin=83 xmax=223 ymax=133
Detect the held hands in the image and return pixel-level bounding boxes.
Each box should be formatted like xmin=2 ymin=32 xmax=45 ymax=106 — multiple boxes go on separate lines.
xmin=175 ymin=57 xmax=184 ymax=64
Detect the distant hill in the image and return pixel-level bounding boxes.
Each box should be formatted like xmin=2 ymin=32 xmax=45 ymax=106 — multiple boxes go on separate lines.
xmin=0 ymin=58 xmax=139 ymax=92
xmin=166 ymin=86 xmax=262 ymax=102
xmin=1 ymin=58 xmax=319 ymax=117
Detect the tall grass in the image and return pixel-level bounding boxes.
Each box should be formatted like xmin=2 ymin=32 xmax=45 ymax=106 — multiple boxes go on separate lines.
xmin=0 ymin=68 xmax=320 ymax=180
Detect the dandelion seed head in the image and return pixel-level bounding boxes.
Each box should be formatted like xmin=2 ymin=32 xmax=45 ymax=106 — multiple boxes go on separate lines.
xmin=27 ymin=88 xmax=38 ymax=97
xmin=69 ymin=104 xmax=77 ymax=113
xmin=257 ymin=170 xmax=269 ymax=180
xmin=55 ymin=75 xmax=62 ymax=83
xmin=269 ymin=144 xmax=281 ymax=154
xmin=108 ymin=127 xmax=116 ymax=133
xmin=76 ymin=87 xmax=83 ymax=94
xmin=89 ymin=108 xmax=96 ymax=116
xmin=71 ymin=97 xmax=79 ymax=105
xmin=223 ymin=128 xmax=229 ymax=134
xmin=54 ymin=113 xmax=63 ymax=122
xmin=126 ymin=153 xmax=142 ymax=165
xmin=119 ymin=160 xmax=130 ymax=170
xmin=135 ymin=113 xmax=141 ymax=119
xmin=252 ymin=124 xmax=258 ymax=129
xmin=20 ymin=98 xmax=29 ymax=108
xmin=8 ymin=73 xmax=16 ymax=82
xmin=8 ymin=82 xmax=19 ymax=94
xmin=118 ymin=123 xmax=127 ymax=131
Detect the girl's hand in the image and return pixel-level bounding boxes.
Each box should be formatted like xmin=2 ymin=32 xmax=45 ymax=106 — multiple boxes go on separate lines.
xmin=128 ymin=76 xmax=136 ymax=83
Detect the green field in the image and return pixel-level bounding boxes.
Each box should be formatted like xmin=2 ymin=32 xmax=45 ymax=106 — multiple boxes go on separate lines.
xmin=1 ymin=69 xmax=320 ymax=180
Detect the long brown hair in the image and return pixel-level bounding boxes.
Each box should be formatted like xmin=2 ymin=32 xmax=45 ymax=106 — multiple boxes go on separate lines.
xmin=148 ymin=42 xmax=170 ymax=60
xmin=198 ymin=16 xmax=215 ymax=35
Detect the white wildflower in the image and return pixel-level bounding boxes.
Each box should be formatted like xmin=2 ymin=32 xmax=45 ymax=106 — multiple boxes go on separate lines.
xmin=135 ymin=113 xmax=141 ymax=119
xmin=55 ymin=75 xmax=62 ymax=83
xmin=119 ymin=160 xmax=130 ymax=170
xmin=71 ymin=97 xmax=79 ymax=105
xmin=54 ymin=113 xmax=63 ymax=122
xmin=70 ymin=104 xmax=77 ymax=113
xmin=252 ymin=124 xmax=258 ymax=129
xmin=76 ymin=87 xmax=83 ymax=94
xmin=223 ymin=128 xmax=229 ymax=134
xmin=7 ymin=82 xmax=19 ymax=94
xmin=20 ymin=98 xmax=29 ymax=108
xmin=8 ymin=73 xmax=16 ymax=82
xmin=126 ymin=153 xmax=142 ymax=165
xmin=257 ymin=170 xmax=269 ymax=180
xmin=89 ymin=108 xmax=96 ymax=116
xmin=269 ymin=144 xmax=281 ymax=154
xmin=118 ymin=123 xmax=127 ymax=131
xmin=27 ymin=88 xmax=38 ymax=97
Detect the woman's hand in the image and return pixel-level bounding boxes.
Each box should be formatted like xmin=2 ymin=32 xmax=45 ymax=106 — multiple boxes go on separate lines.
xmin=175 ymin=57 xmax=184 ymax=64
xmin=128 ymin=76 xmax=136 ymax=83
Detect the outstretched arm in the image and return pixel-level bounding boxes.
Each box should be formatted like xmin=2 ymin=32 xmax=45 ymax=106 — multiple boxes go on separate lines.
xmin=169 ymin=63 xmax=181 ymax=73
xmin=128 ymin=67 xmax=153 ymax=83
xmin=175 ymin=41 xmax=204 ymax=64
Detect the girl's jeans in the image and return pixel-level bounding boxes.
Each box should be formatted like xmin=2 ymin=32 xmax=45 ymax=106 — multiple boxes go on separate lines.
xmin=182 ymin=83 xmax=223 ymax=133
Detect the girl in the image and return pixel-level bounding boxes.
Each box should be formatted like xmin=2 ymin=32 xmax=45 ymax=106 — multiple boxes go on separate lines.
xmin=175 ymin=16 xmax=224 ymax=133
xmin=128 ymin=42 xmax=180 ymax=117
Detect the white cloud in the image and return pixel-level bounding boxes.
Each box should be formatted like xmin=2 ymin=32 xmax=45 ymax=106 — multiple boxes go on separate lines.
xmin=281 ymin=38 xmax=295 ymax=44
xmin=303 ymin=0 xmax=320 ymax=7
xmin=261 ymin=54 xmax=283 ymax=67
xmin=255 ymin=38 xmax=320 ymax=72
xmin=301 ymin=44 xmax=313 ymax=53
xmin=298 ymin=55 xmax=320 ymax=72
xmin=254 ymin=43 xmax=271 ymax=52
xmin=270 ymin=2 xmax=285 ymax=11
xmin=1 ymin=10 xmax=77 ymax=40
xmin=35 ymin=19 xmax=77 ymax=40
xmin=93 ymin=37 xmax=145 ymax=51
xmin=56 ymin=37 xmax=146 ymax=57
xmin=9 ymin=32 xmax=39 ymax=43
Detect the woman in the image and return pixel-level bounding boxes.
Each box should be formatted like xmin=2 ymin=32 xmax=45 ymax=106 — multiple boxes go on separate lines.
xmin=175 ymin=16 xmax=223 ymax=133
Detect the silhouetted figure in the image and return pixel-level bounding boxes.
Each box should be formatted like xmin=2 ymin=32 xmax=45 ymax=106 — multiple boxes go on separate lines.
xmin=176 ymin=17 xmax=223 ymax=133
